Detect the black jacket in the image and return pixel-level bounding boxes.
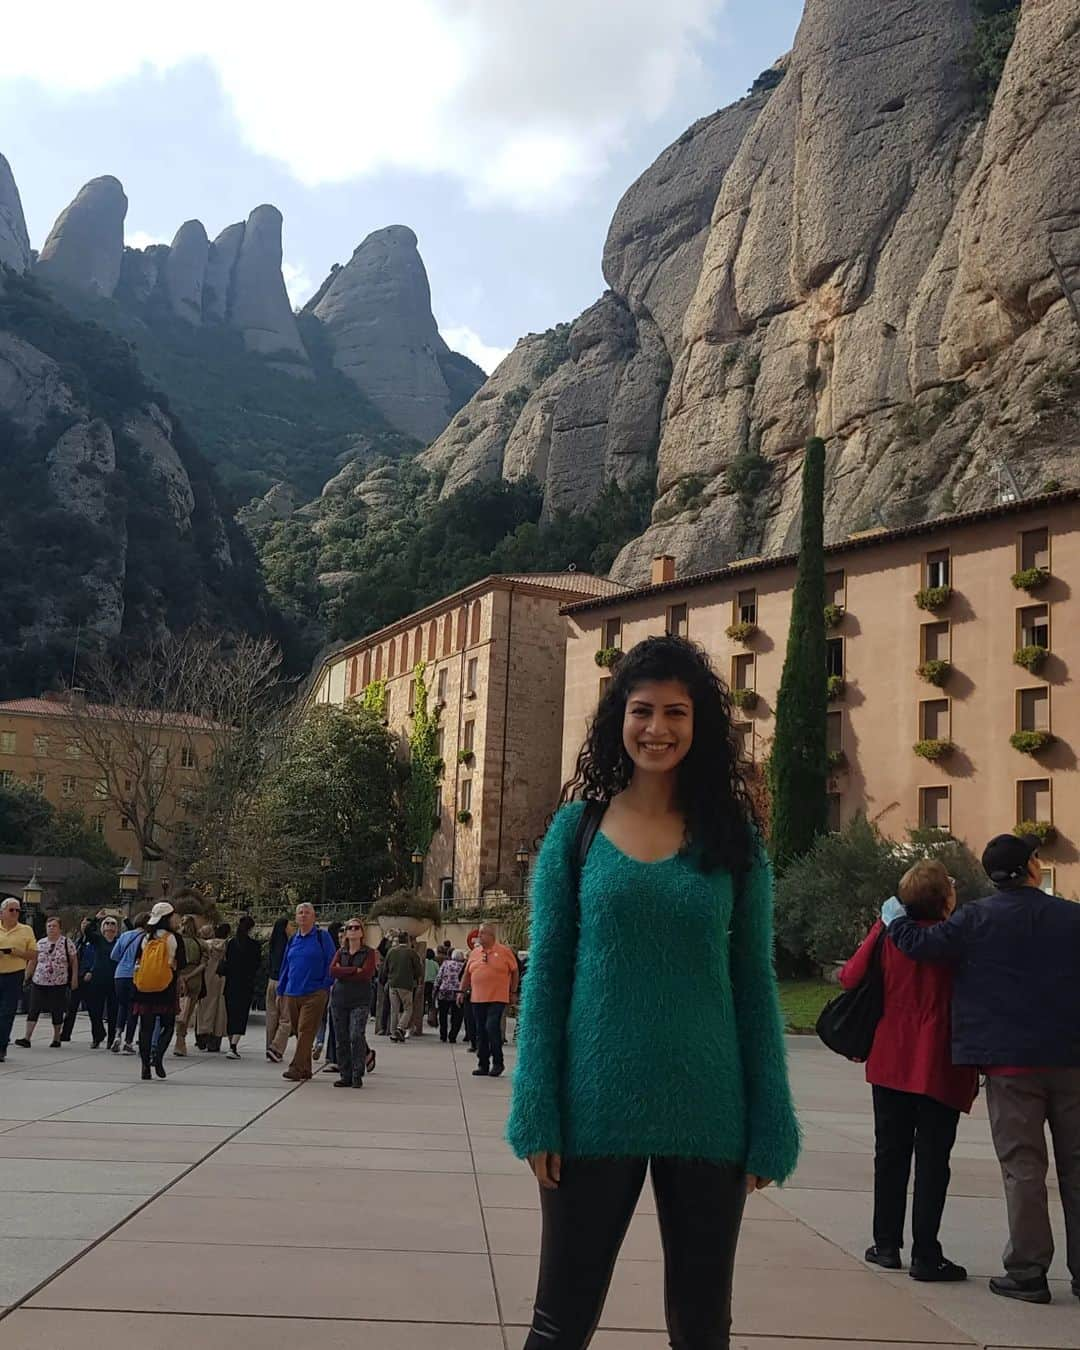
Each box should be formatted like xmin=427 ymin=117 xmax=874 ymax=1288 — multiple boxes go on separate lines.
xmin=888 ymin=886 xmax=1080 ymax=1067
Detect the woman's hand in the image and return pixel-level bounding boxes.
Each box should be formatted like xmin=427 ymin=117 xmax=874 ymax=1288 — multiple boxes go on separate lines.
xmin=529 ymin=1152 xmax=562 ymax=1190
xmin=746 ymin=1174 xmax=773 ymax=1195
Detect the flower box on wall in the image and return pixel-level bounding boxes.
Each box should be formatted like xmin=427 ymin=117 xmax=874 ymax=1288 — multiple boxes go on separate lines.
xmin=823 ymin=603 xmax=845 ymax=629
xmin=917 ymin=659 xmax=952 ymax=687
xmin=1014 ymin=645 xmax=1049 ymax=674
xmin=457 ymin=809 xmax=473 ymax=825
xmin=915 ymin=585 xmax=953 ymax=612
xmin=725 ymin=620 xmax=759 ymax=644
xmin=730 ymin=687 xmax=759 ymax=711
xmin=826 ymin=748 xmax=847 ymax=771
xmin=457 ymin=749 xmax=475 ymax=766
xmin=913 ymin=738 xmax=954 ymax=761
xmin=594 ymin=647 xmax=623 ymax=669
xmin=1015 ymin=820 xmax=1055 ymax=844
xmin=826 ymin=675 xmax=845 ymax=701
xmin=1011 ymin=566 xmax=1050 ymax=592
xmin=1009 ymin=730 xmax=1054 ymax=755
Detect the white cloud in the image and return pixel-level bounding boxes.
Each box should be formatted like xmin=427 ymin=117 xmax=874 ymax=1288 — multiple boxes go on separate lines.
xmin=126 ymin=229 xmax=169 ymax=250
xmin=0 ymin=1 xmax=724 ymax=211
xmin=282 ymin=260 xmax=316 ymax=309
xmin=441 ymin=325 xmax=510 ymax=375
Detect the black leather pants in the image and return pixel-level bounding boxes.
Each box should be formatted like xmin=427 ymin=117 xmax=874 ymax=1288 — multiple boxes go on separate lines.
xmin=523 ymin=1156 xmax=746 ymax=1350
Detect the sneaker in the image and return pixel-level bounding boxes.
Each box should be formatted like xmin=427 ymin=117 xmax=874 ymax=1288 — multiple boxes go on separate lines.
xmin=50 ymin=1039 xmax=62 ymax=1048
xmin=109 ymin=1039 xmax=120 ymax=1053
xmin=472 ymin=1067 xmax=489 ymax=1077
xmin=122 ymin=1042 xmax=136 ymax=1055
xmin=989 ymin=1274 xmax=1052 ymax=1304
xmin=332 ymin=1078 xmax=351 ymax=1088
xmin=313 ymin=1043 xmax=323 ymax=1061
xmin=91 ymin=1039 xmax=103 ymax=1049
xmin=266 ymin=1047 xmax=283 ymax=1063
xmin=226 ymin=1047 xmax=241 ymax=1060
xmin=14 ymin=1037 xmax=30 ymax=1049
xmin=911 ymin=1257 xmax=967 ymax=1283
xmin=865 ymin=1246 xmax=902 ymax=1271
xmin=282 ymin=1068 xmax=308 ymax=1081
xmin=321 ymin=1062 xmax=337 ymax=1072
xmin=489 ymin=1066 xmax=504 ymax=1078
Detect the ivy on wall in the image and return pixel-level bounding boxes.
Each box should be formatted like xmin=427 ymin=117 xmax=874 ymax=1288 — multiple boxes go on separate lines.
xmin=360 ymin=679 xmax=387 ymax=716
xmin=406 ymin=662 xmax=442 ymax=856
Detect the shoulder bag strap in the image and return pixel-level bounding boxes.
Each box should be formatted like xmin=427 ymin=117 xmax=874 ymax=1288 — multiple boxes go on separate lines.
xmin=570 ymin=799 xmax=607 ymax=906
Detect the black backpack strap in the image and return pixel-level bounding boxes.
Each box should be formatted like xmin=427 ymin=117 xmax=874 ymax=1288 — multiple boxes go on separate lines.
xmin=571 ymin=799 xmax=607 ymax=896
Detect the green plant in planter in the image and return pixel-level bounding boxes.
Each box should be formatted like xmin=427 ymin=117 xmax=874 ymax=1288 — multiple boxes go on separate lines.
xmin=823 ymin=603 xmax=844 ymax=629
xmin=826 ymin=748 xmax=847 ymax=770
xmin=1011 ymin=566 xmax=1050 ymax=592
xmin=917 ymin=659 xmax=952 ymax=687
xmin=915 ymin=585 xmax=952 ymax=611
xmin=366 ymin=892 xmax=442 ymax=925
xmin=826 ymin=675 xmax=845 ymax=700
xmin=731 ymin=687 xmax=759 ymax=711
xmin=457 ymin=809 xmax=472 ymax=825
xmin=595 ymin=647 xmax=622 ymax=669
xmin=914 ymin=738 xmax=954 ymax=761
xmin=1015 ymin=820 xmax=1055 ymax=844
xmin=457 ymin=748 xmax=474 ymax=766
xmin=1014 ymin=645 xmax=1049 ymax=673
xmin=726 ymin=620 xmax=758 ymax=643
xmin=1009 ymin=730 xmax=1055 ymax=755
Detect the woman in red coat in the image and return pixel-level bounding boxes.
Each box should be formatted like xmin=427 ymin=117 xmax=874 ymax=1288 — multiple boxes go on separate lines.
xmin=840 ymin=860 xmax=977 ymax=1283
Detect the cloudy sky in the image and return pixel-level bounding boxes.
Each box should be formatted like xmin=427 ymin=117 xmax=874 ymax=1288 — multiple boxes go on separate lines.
xmin=1 ymin=0 xmax=802 ymax=372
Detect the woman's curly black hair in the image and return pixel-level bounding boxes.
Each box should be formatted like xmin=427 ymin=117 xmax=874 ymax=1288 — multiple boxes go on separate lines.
xmin=560 ymin=635 xmax=759 ymax=878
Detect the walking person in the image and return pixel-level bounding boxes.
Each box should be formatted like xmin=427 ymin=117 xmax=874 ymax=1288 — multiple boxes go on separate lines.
xmin=314 ymin=921 xmax=341 ymax=1069
xmin=15 ymin=916 xmax=78 ymax=1049
xmin=434 ymin=948 xmax=466 ymax=1043
xmin=223 ymin=915 xmax=262 ymax=1059
xmin=506 ymin=636 xmax=800 ymax=1349
xmin=86 ymin=915 xmax=121 ymax=1052
xmin=109 ymin=913 xmax=146 ymax=1053
xmin=840 ymin=860 xmax=976 ymax=1281
xmin=424 ymin=947 xmax=438 ymax=1012
xmin=195 ymin=923 xmax=229 ymax=1052
xmin=374 ymin=933 xmax=392 ymax=1036
xmin=265 ymin=915 xmax=295 ymax=1063
xmin=60 ymin=916 xmax=101 ymax=1045
xmin=885 ymin=833 xmax=1080 ymax=1305
xmin=459 ymin=923 xmax=518 ymax=1078
xmin=0 ymin=897 xmax=36 ymax=1062
xmin=173 ymin=916 xmax=206 ymax=1057
xmin=330 ymin=918 xmax=377 ymax=1088
xmin=276 ymin=902 xmax=336 ymax=1082
xmin=132 ymin=902 xmax=183 ymax=1080
xmin=385 ymin=933 xmax=422 ymax=1043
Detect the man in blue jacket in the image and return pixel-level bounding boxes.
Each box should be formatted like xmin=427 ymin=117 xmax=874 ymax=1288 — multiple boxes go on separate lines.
xmin=884 ymin=833 xmax=1080 ymax=1305
xmin=276 ymin=902 xmax=335 ymax=1081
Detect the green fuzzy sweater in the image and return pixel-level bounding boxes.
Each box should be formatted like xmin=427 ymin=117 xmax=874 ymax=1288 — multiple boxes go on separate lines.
xmin=506 ymin=802 xmax=802 ymax=1182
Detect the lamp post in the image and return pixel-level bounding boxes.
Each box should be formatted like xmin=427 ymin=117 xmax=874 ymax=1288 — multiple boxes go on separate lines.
xmin=118 ymin=859 xmax=141 ymax=923
xmin=515 ymin=842 xmax=531 ymax=897
xmin=410 ymin=847 xmax=425 ymax=893
xmin=22 ymin=868 xmax=43 ymax=932
xmin=320 ymin=854 xmax=331 ymax=908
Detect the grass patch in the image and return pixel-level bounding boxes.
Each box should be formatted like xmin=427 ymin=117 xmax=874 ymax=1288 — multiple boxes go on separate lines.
xmin=777 ymin=979 xmax=834 ymax=1033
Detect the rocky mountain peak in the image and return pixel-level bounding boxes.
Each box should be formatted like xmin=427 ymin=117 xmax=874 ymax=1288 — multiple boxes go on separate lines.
xmin=163 ymin=219 xmax=209 ymax=323
xmin=36 ymin=175 xmax=127 ymax=296
xmin=0 ymin=152 xmax=31 ymax=274
xmin=227 ymin=204 xmax=309 ymax=369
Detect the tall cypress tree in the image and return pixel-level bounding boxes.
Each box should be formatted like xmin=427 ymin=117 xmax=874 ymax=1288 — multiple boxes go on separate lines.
xmin=769 ymin=436 xmax=828 ymax=869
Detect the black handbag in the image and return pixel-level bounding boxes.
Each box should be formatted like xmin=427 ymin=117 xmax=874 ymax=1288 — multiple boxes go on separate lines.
xmin=815 ymin=926 xmax=887 ymax=1062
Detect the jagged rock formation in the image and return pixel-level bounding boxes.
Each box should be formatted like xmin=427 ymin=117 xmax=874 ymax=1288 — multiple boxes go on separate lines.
xmin=36 ymin=175 xmax=127 ymax=296
xmin=310 ymin=225 xmax=484 ymax=441
xmin=0 ymin=152 xmax=30 ymax=274
xmin=228 ymin=205 xmax=310 ymax=368
xmin=163 ymin=220 xmax=209 ymax=323
xmin=424 ymin=0 xmax=1080 ymax=584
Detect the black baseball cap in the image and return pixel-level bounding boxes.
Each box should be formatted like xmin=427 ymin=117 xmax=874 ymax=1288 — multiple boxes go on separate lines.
xmin=981 ymin=833 xmax=1040 ymax=885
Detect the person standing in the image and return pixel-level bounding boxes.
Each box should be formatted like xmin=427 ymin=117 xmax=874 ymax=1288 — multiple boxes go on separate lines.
xmin=110 ymin=913 xmax=146 ymax=1053
xmin=224 ymin=915 xmax=262 ymax=1059
xmin=195 ymin=923 xmax=229 ymax=1052
xmin=885 ymin=833 xmax=1080 ymax=1305
xmin=265 ymin=915 xmax=295 ymax=1063
xmin=330 ymin=918 xmax=378 ymax=1088
xmin=86 ymin=915 xmax=121 ymax=1052
xmin=433 ymin=948 xmax=466 ymax=1043
xmin=385 ymin=933 xmax=422 ymax=1043
xmin=840 ymin=861 xmax=976 ymax=1281
xmin=132 ymin=902 xmax=183 ymax=1080
xmin=0 ymin=897 xmax=37 ymax=1061
xmin=173 ymin=916 xmax=207 ymax=1057
xmin=374 ymin=933 xmax=392 ymax=1036
xmin=276 ymin=902 xmax=335 ymax=1081
xmin=60 ymin=916 xmax=100 ymax=1045
xmin=459 ymin=924 xmax=518 ymax=1078
xmin=506 ymin=637 xmax=800 ymax=1349
xmin=15 ymin=916 xmax=78 ymax=1049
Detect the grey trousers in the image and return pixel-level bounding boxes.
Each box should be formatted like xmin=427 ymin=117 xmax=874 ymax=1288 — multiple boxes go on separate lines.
xmin=389 ymin=987 xmax=414 ymax=1035
xmin=985 ymin=1068 xmax=1080 ymax=1283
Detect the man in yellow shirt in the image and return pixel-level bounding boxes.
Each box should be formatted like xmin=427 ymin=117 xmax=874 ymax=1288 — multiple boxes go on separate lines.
xmin=0 ymin=897 xmax=37 ymax=1062
xmin=459 ymin=923 xmax=518 ymax=1078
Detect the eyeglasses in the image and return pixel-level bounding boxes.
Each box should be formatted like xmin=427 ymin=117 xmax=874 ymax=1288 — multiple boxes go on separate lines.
xmin=345 ymin=924 xmax=362 ymax=931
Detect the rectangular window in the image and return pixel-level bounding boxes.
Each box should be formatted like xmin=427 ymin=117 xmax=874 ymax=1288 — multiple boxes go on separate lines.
xmin=1018 ymin=687 xmax=1049 ymax=733
xmin=826 ymin=710 xmax=843 ymax=755
xmin=150 ymin=746 xmax=166 ymax=769
xmin=919 ymin=786 xmax=950 ymax=831
xmin=61 ymin=775 xmax=76 ymax=798
xmin=463 ymin=719 xmax=475 ymax=752
xmin=921 ymin=621 xmax=951 ymax=664
xmin=92 ymin=815 xmax=105 ymax=836
xmin=826 ymin=638 xmax=844 ymax=678
xmin=460 ymin=778 xmax=472 ymax=814
xmin=30 ymin=772 xmax=46 ymax=794
xmin=436 ymin=727 xmax=445 ymax=762
xmin=919 ymin=698 xmax=950 ymax=741
xmin=732 ymin=721 xmax=753 ymax=760
xmin=732 ymin=653 xmax=754 ymax=691
xmin=407 ymin=679 xmax=416 ymax=715
xmin=737 ymin=589 xmax=757 ymax=625
xmin=1019 ymin=528 xmax=1050 ymax=572
xmin=180 ymin=745 xmax=196 ymax=770
xmin=1018 ymin=604 xmax=1049 ymax=650
xmin=466 ymin=657 xmax=478 ymax=697
xmin=442 ymin=616 xmax=452 ymax=656
xmin=1018 ymin=778 xmax=1051 ymax=825
xmin=0 ymin=731 xmax=16 ymax=754
xmin=142 ymin=859 xmax=157 ymax=882
xmin=455 ymin=608 xmax=468 ymax=651
xmin=436 ymin=667 xmax=448 ymax=704
xmin=666 ymin=603 xmax=688 ymax=638
xmin=440 ymin=876 xmax=454 ymax=903
xmin=925 ymin=549 xmax=950 ymax=589
xmin=94 ymin=777 xmax=108 ymax=799
xmin=66 ymin=740 xmax=81 ymax=760
xmin=602 ymin=617 xmax=623 ymax=650
xmin=1038 ymin=865 xmax=1056 ymax=895
xmin=826 ymin=793 xmax=842 ymax=833
xmin=33 ymin=734 xmax=48 ymax=756
xmin=0 ymin=769 xmax=13 ymax=788
xmin=825 ymin=570 xmax=846 ymax=609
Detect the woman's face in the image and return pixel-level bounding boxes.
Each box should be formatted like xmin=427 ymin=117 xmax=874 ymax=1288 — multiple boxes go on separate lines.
xmin=622 ymin=679 xmax=694 ymax=777
xmin=101 ymin=919 xmax=118 ymax=940
xmin=46 ymin=919 xmax=61 ymax=939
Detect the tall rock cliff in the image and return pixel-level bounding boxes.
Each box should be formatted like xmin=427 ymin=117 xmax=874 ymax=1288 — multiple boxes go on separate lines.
xmin=227 ymin=205 xmax=310 ymax=369
xmin=309 ymin=225 xmax=485 ymax=442
xmin=425 ymin=0 xmax=1080 ymax=584
xmin=0 ymin=152 xmax=30 ymax=274
xmin=36 ymin=175 xmax=128 ymax=297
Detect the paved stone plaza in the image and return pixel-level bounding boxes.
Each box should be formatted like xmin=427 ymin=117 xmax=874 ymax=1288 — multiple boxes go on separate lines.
xmin=0 ymin=1023 xmax=1073 ymax=1348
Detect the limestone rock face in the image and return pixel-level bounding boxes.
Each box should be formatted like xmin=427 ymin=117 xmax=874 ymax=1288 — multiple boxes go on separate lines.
xmin=164 ymin=220 xmax=209 ymax=324
xmin=122 ymin=405 xmax=197 ymax=529
xmin=36 ymin=175 xmax=127 ymax=296
xmin=0 ymin=152 xmax=31 ymax=273
xmin=311 ymin=225 xmax=475 ymax=442
xmin=228 ymin=205 xmax=309 ymax=367
xmin=204 ymin=221 xmax=245 ymax=323
xmin=0 ymin=332 xmax=77 ymax=432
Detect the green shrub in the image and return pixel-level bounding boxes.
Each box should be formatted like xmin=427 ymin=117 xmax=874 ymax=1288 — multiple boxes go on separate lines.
xmin=826 ymin=675 xmax=845 ymax=701
xmin=594 ymin=647 xmax=622 ymax=669
xmin=915 ymin=585 xmax=952 ymax=611
xmin=725 ymin=620 xmax=758 ymax=643
xmin=1009 ymin=730 xmax=1054 ymax=755
xmin=917 ymin=659 xmax=952 ymax=687
xmin=731 ymin=687 xmax=759 ymax=711
xmin=1014 ymin=645 xmax=1049 ymax=673
xmin=826 ymin=748 xmax=846 ymax=771
xmin=1011 ymin=566 xmax=1050 ymax=591
xmin=914 ymin=738 xmax=954 ymax=761
xmin=1015 ymin=820 xmax=1055 ymax=844
xmin=970 ymin=1 xmax=1022 ymax=111
xmin=457 ymin=809 xmax=473 ymax=825
xmin=366 ymin=892 xmax=442 ymax=924
xmin=457 ymin=748 xmax=475 ymax=766
xmin=823 ymin=603 xmax=844 ymax=629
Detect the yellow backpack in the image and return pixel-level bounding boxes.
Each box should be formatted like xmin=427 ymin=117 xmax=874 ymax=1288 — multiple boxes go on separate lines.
xmin=134 ymin=935 xmax=172 ymax=993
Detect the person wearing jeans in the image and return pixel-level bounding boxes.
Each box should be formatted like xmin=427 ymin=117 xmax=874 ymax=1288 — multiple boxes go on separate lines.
xmin=109 ymin=917 xmax=146 ymax=1053
xmin=0 ymin=898 xmax=37 ymax=1062
xmin=330 ymin=918 xmax=377 ymax=1088
xmin=840 ymin=860 xmax=976 ymax=1281
xmin=264 ymin=916 xmax=295 ymax=1063
xmin=275 ymin=902 xmax=335 ymax=1081
xmin=459 ymin=923 xmax=518 ymax=1077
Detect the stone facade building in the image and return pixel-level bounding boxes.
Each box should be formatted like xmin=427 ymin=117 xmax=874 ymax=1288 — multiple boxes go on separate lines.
xmin=310 ymin=572 xmax=625 ymax=901
xmin=559 ymin=491 xmax=1080 ymax=896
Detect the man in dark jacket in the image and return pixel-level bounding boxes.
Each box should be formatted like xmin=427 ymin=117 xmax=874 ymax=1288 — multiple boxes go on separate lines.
xmin=884 ymin=833 xmax=1080 ymax=1306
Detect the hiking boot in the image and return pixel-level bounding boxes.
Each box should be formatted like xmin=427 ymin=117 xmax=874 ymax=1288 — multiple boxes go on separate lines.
xmin=865 ymin=1246 xmax=902 ymax=1271
xmin=141 ymin=1065 xmax=152 ymax=1081
xmin=989 ymin=1274 xmax=1051 ymax=1304
xmin=911 ymin=1257 xmax=967 ymax=1283
xmin=153 ymin=1059 xmax=167 ymax=1079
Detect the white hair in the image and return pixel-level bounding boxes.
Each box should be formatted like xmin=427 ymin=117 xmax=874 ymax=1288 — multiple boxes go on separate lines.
xmin=1 ymin=896 xmax=20 ymax=911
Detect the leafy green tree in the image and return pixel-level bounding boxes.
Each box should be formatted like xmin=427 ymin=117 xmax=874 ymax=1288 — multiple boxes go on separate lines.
xmin=0 ymin=781 xmax=121 ymax=878
xmin=769 ymin=436 xmax=828 ymax=869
